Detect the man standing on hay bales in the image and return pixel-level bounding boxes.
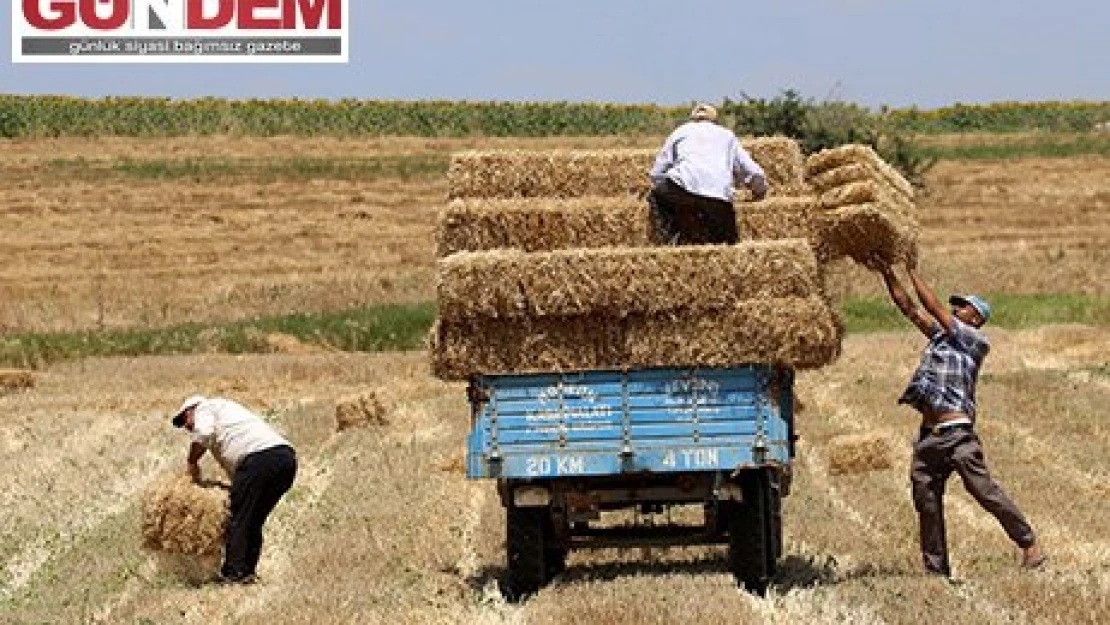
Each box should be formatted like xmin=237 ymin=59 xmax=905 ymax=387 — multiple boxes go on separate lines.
xmin=172 ymin=395 xmax=297 ymax=584
xmin=649 ymin=103 xmax=768 ymax=245
xmin=871 ymin=258 xmax=1046 ymax=577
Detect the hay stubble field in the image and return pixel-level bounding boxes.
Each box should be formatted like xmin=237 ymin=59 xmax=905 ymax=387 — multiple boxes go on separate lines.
xmin=4 ymin=136 xmax=1108 ymax=331
xmin=1 ymin=136 xmax=1108 ymax=624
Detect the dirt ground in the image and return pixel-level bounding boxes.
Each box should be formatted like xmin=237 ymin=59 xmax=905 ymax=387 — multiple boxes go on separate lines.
xmin=0 ymin=325 xmax=1107 ymax=624
xmin=1 ymin=137 xmax=1107 ymax=331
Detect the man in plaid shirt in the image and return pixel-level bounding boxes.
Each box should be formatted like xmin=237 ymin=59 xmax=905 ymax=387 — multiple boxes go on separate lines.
xmin=873 ymin=257 xmax=1045 ymax=577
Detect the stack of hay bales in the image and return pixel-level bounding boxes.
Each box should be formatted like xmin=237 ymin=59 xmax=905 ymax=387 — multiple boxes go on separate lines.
xmin=431 ymin=242 xmax=842 ymax=379
xmin=437 ymin=194 xmax=833 ymax=260
xmin=440 ymin=142 xmax=922 ymax=268
xmin=447 ymin=136 xmax=809 ymax=200
xmin=439 ymin=136 xmax=819 ymax=257
xmin=806 ymin=145 xmax=919 ymax=265
xmin=431 ymin=136 xmax=847 ymax=380
xmin=141 ymin=474 xmax=229 ymax=558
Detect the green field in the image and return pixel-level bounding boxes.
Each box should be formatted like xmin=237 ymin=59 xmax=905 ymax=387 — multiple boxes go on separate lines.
xmin=3 ymin=95 xmax=1108 ymax=138
xmin=4 ymin=295 xmax=1107 ymax=368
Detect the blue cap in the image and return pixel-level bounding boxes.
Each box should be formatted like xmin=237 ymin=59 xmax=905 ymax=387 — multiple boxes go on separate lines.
xmin=949 ymin=294 xmax=991 ymax=324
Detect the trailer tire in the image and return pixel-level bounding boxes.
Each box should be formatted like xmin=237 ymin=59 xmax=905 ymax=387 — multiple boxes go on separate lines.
xmin=505 ymin=507 xmax=548 ymax=601
xmin=544 ymin=547 xmax=568 ymax=580
xmin=727 ymin=470 xmax=776 ymax=595
xmin=543 ymin=514 xmax=568 ymax=580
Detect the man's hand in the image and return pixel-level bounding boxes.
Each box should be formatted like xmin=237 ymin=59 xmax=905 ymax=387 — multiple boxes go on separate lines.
xmin=874 ymin=258 xmax=934 ymax=336
xmin=187 ymin=461 xmax=201 ymax=484
xmin=862 ymin=253 xmax=891 ymax=275
xmin=904 ymin=247 xmax=920 ymax=272
xmin=187 ymin=441 xmax=207 ymax=483
xmin=906 ymin=263 xmax=952 ymax=333
xmin=749 ymin=175 xmax=768 ymax=201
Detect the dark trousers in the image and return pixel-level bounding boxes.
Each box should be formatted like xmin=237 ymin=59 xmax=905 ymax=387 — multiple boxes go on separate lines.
xmin=911 ymin=426 xmax=1035 ymax=576
xmin=223 ymin=445 xmax=297 ymax=579
xmin=648 ymin=178 xmax=738 ymax=245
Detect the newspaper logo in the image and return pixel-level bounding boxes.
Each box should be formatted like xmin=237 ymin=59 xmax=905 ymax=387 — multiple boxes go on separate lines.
xmin=12 ymin=0 xmax=348 ymax=63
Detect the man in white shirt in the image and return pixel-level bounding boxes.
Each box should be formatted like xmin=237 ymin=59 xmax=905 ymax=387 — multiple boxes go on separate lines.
xmin=172 ymin=395 xmax=297 ymax=584
xmin=649 ymin=103 xmax=769 ymax=245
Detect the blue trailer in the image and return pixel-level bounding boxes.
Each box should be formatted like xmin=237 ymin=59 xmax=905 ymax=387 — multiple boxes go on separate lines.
xmin=465 ymin=364 xmax=796 ymax=597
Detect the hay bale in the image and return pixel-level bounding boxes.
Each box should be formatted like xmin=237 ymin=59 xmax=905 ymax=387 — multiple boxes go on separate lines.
xmin=447 ymin=138 xmax=807 ymax=200
xmin=809 ymin=162 xmax=875 ymax=193
xmin=738 ymin=196 xmax=819 ymax=238
xmin=335 ymin=390 xmax=392 ymax=431
xmin=818 ymin=180 xmax=914 ymax=216
xmin=0 ymin=369 xmax=35 ymax=393
xmin=822 ymin=204 xmax=919 ymax=265
xmin=828 ymin=433 xmax=894 ymax=475
xmin=429 ymin=316 xmax=625 ymax=380
xmin=141 ymin=474 xmax=229 ymax=557
xmin=437 ymin=197 xmax=653 ymax=257
xmin=438 ymin=195 xmax=834 ymax=260
xmin=808 ymin=162 xmax=913 ymax=204
xmin=740 ymin=136 xmax=809 ymax=196
xmin=738 ymin=196 xmax=834 ymax=261
xmin=436 ymin=241 xmax=824 ymax=322
xmin=806 ymin=144 xmax=914 ymax=199
xmin=447 ymin=149 xmax=652 ymax=200
xmin=621 ymin=296 xmax=843 ymax=370
xmin=429 ymin=295 xmax=842 ymax=380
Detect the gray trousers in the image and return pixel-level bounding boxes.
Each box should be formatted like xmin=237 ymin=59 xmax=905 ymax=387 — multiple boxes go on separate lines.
xmin=911 ymin=425 xmax=1035 ymax=576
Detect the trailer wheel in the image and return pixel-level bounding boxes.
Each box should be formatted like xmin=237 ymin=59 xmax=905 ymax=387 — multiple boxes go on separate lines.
xmin=727 ymin=470 xmax=778 ymax=595
xmin=544 ymin=546 xmax=568 ymax=580
xmin=543 ymin=514 xmax=568 ymax=580
xmin=505 ymin=507 xmax=548 ymax=601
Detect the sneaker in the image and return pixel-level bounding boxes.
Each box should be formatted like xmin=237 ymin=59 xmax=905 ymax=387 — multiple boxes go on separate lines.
xmin=1021 ymin=552 xmax=1047 ymax=570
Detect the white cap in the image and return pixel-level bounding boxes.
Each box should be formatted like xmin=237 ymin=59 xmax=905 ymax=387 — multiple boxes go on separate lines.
xmin=172 ymin=395 xmax=206 ymax=427
xmin=690 ymin=103 xmax=718 ymax=122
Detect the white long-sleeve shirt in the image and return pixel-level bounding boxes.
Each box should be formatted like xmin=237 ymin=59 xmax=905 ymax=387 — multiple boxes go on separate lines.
xmin=649 ymin=121 xmax=767 ymax=202
xmin=190 ymin=398 xmax=291 ymax=475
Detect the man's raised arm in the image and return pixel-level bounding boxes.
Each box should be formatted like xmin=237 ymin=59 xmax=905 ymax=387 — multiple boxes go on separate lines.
xmin=906 ymin=261 xmax=954 ymax=334
xmin=872 ymin=257 xmax=935 ymax=336
xmin=732 ymin=140 xmax=767 ymax=200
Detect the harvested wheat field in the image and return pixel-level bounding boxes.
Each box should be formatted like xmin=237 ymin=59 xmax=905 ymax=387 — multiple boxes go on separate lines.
xmin=1 ymin=135 xmax=1109 ymax=623
xmin=0 ymin=326 xmax=1108 ymax=623
xmin=2 ymin=137 xmax=1109 ymax=332
xmin=0 ymin=136 xmax=650 ymax=332
xmin=0 ymin=137 xmax=1106 ymax=332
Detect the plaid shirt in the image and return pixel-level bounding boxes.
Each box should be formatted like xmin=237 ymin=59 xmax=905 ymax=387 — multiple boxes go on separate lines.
xmin=899 ymin=318 xmax=990 ymax=418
